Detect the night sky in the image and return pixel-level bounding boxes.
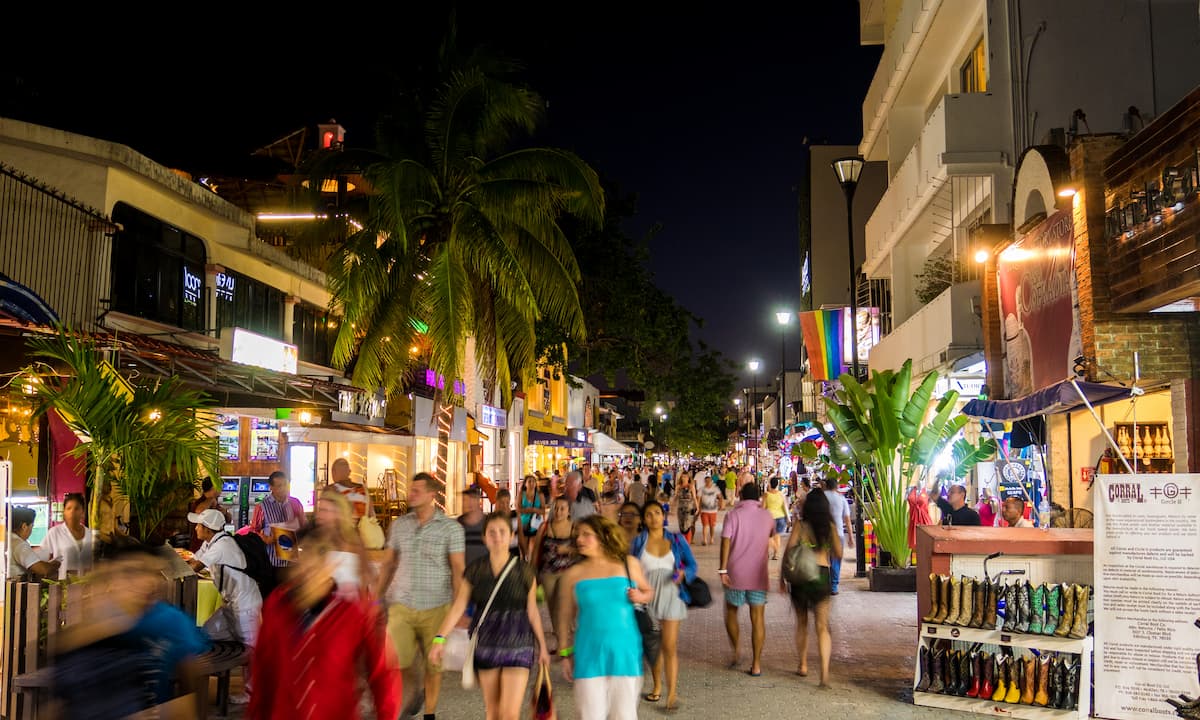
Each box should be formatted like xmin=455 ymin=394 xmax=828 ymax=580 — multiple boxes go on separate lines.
xmin=2 ymin=5 xmax=881 ymax=391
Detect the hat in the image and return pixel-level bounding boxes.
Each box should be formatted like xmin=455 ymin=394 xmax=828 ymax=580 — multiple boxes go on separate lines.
xmin=462 ymin=484 xmax=483 ymax=497
xmin=187 ymin=509 xmax=226 ymax=531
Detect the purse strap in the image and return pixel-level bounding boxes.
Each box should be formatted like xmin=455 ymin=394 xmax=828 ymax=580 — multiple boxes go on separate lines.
xmin=476 ymin=557 xmax=517 ymax=629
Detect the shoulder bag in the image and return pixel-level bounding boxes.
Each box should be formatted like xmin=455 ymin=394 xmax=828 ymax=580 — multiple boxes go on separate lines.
xmin=463 ymin=556 xmax=517 ymax=689
xmin=624 ymin=559 xmax=662 ymax=667
xmin=782 ymin=523 xmax=822 ymax=587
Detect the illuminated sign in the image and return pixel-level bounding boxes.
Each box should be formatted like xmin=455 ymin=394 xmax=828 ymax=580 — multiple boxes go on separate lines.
xmin=222 ymin=327 xmax=298 ymax=374
xmin=334 ymin=389 xmax=386 ymax=426
xmin=479 ymin=404 xmax=507 ymax=428
xmin=840 ymin=307 xmax=881 ymax=364
xmin=215 ymin=272 xmax=235 ymax=302
xmin=423 ymin=369 xmax=465 ymax=396
xmin=183 ymin=266 xmax=202 ymax=306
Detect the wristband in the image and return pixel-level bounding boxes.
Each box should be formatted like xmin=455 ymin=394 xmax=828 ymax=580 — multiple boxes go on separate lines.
xmin=717 ymin=569 xmax=728 ymax=574
xmin=432 ymin=635 xmax=446 ymax=645
xmin=558 ymin=646 xmax=574 ymax=657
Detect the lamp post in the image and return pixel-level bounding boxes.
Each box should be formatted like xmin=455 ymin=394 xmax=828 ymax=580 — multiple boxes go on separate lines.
xmin=776 ymin=311 xmax=791 ymax=436
xmin=833 ymin=154 xmax=868 ymax=579
xmin=733 ymin=397 xmax=743 ymax=464
xmin=748 ymin=359 xmax=761 ymax=474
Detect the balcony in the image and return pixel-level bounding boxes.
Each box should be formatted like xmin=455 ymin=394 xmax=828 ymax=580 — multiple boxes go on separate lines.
xmin=867 ymin=281 xmax=982 ymax=376
xmin=860 ymin=0 xmax=943 ymax=159
xmin=863 ymin=92 xmax=1008 ymax=276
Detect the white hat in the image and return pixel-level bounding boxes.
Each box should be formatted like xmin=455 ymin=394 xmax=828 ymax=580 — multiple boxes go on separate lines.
xmin=187 ymin=509 xmax=226 ymax=531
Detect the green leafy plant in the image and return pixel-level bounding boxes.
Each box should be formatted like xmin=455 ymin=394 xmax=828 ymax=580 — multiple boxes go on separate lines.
xmin=25 ymin=328 xmax=220 ymax=543
xmin=818 ymin=359 xmax=996 ymax=569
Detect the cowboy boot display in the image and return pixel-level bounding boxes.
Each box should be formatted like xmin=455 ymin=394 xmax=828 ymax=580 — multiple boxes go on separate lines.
xmin=956 ymin=576 xmax=975 ymax=627
xmin=983 ymin=580 xmax=998 ymax=629
xmin=978 ymin=652 xmax=994 ymax=700
xmin=1029 ymin=583 xmax=1046 ymax=634
xmin=966 ymin=652 xmax=982 ymax=698
xmin=933 ymin=575 xmax=951 ymax=624
xmin=991 ymin=655 xmax=1008 ymax=702
xmin=923 ymin=574 xmax=942 ymax=623
xmin=1054 ymin=583 xmax=1076 ymax=637
xmin=916 ymin=645 xmax=932 ymax=692
xmin=959 ymin=650 xmax=974 ymax=696
xmin=1049 ymin=657 xmax=1066 ymax=708
xmin=1020 ymin=655 xmax=1036 ymax=704
xmin=969 ymin=578 xmax=986 ymax=628
xmin=1033 ymin=655 xmax=1051 ymax=706
xmin=1016 ymin=581 xmax=1032 ymax=633
xmin=1004 ymin=654 xmax=1022 ymax=703
xmin=1044 ymin=582 xmax=1061 ymax=635
xmin=1002 ymin=582 xmax=1019 ymax=632
xmin=947 ymin=575 xmax=962 ymax=626
xmin=1069 ymin=584 xmax=1090 ymax=639
xmin=928 ymin=648 xmax=946 ymax=693
xmin=1059 ymin=659 xmax=1079 ymax=709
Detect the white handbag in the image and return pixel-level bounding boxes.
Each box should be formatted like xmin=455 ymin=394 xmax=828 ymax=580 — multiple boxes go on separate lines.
xmin=462 ymin=557 xmax=517 ymax=689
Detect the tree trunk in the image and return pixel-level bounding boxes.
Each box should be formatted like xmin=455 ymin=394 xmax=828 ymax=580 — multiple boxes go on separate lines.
xmin=431 ymin=390 xmax=455 ymax=511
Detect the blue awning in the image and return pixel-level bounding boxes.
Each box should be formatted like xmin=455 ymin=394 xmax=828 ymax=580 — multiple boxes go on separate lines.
xmin=961 ymin=379 xmax=1161 ymax=422
xmin=528 ymin=429 xmax=592 ymax=450
xmin=0 ymin=272 xmax=58 ymax=326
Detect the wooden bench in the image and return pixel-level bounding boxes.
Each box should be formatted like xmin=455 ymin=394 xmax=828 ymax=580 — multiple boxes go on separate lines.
xmin=195 ymin=640 xmax=250 ymax=719
xmin=10 ymin=667 xmax=53 ymax=720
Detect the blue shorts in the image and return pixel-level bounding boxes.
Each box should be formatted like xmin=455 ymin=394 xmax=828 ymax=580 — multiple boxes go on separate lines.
xmin=775 ymin=517 xmax=787 ymax=534
xmin=724 ymin=589 xmax=768 ymax=607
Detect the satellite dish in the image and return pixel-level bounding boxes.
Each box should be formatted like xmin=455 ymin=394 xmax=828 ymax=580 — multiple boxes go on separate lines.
xmin=644 ymin=441 xmax=656 ymax=450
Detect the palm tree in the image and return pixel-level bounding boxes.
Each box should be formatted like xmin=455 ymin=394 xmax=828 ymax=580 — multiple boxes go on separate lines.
xmin=25 ymin=328 xmax=220 ymax=543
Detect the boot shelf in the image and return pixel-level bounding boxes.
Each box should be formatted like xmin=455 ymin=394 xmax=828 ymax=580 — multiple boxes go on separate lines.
xmin=913 ymin=692 xmax=1087 ymax=719
xmin=921 ymin=625 xmax=1093 ymax=653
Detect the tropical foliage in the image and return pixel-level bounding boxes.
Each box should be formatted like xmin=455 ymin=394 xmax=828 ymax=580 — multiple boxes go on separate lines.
xmin=24 ymin=328 xmax=219 ymax=542
xmin=818 ymin=359 xmax=996 ymax=568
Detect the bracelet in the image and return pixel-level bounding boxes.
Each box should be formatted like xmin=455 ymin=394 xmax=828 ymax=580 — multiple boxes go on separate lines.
xmin=432 ymin=635 xmax=446 ymax=645
xmin=717 ymin=569 xmax=728 ymax=574
xmin=558 ymin=646 xmax=574 ymax=657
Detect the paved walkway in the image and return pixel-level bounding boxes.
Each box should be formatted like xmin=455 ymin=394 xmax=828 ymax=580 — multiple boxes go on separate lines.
xmin=220 ymin=516 xmax=979 ymax=719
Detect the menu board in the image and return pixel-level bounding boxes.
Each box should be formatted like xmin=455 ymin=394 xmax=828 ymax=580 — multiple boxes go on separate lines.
xmin=217 ymin=415 xmax=240 ymax=461
xmin=250 ymin=419 xmax=279 ymax=461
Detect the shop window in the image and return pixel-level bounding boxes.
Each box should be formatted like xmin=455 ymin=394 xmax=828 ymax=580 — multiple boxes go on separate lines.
xmin=214 ymin=268 xmax=285 ymax=339
xmin=293 ymin=302 xmax=339 ymax=366
xmin=110 ymin=203 xmax=206 ymax=332
xmin=960 ymin=37 xmax=987 ymax=93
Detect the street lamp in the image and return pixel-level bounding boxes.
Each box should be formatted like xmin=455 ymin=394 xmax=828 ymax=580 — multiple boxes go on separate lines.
xmin=733 ymin=397 xmax=743 ymax=464
xmin=833 ymin=154 xmax=868 ymax=579
xmin=748 ymin=359 xmax=761 ymax=473
xmin=775 ymin=311 xmax=791 ymax=435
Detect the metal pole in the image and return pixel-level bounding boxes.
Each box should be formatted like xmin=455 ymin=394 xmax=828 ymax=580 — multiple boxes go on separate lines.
xmin=780 ymin=327 xmax=787 ymax=435
xmin=752 ymin=373 xmax=758 ymax=473
xmin=844 ymin=185 xmax=867 ymax=578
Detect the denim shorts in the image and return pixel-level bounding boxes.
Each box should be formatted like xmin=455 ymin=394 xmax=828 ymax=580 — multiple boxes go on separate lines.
xmin=724 ymin=588 xmax=768 ymax=607
xmin=775 ymin=517 xmax=787 ymax=534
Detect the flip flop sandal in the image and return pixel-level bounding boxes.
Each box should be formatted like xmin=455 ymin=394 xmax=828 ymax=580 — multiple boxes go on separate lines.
xmin=643 ymin=693 xmax=662 ymax=703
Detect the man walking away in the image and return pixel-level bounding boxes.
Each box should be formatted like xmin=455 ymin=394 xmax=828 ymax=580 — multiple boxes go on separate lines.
xmin=821 ymin=476 xmax=854 ymax=595
xmin=719 ymin=484 xmax=775 ymax=677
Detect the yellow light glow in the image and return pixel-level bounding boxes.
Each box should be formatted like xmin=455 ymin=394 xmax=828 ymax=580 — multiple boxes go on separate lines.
xmin=258 ymin=213 xmax=322 ymax=221
xmin=301 ymin=179 xmax=357 ymax=193
xmin=974 ymin=249 xmax=990 ymax=264
xmin=410 ymin=345 xmax=420 ymax=354
xmin=1057 ymin=187 xmax=1077 ymax=198
xmin=999 ymin=246 xmax=1035 ymax=262
xmin=298 ymin=410 xmax=313 ymax=424
xmin=147 ymin=409 xmax=163 ymax=422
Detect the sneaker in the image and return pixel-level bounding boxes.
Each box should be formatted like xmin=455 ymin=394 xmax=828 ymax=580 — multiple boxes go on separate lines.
xmin=229 ymin=692 xmax=251 ymax=705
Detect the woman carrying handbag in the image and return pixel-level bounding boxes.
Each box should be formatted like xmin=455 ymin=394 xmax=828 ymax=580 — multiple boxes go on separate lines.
xmin=431 ymin=513 xmax=551 ymax=720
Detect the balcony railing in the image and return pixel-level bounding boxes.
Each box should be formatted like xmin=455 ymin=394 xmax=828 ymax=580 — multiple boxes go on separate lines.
xmin=860 ymin=0 xmax=943 ymax=158
xmin=867 ymin=280 xmax=982 ymax=376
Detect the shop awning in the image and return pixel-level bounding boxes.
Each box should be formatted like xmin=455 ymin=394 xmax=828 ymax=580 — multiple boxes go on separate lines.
xmin=591 ymin=431 xmax=633 ymax=456
xmin=961 ymin=379 xmax=1166 ymax=422
xmin=528 ymin=429 xmax=592 ymax=450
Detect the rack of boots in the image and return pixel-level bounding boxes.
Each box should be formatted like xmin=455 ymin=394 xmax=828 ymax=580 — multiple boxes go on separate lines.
xmin=914 ymin=640 xmax=1083 ymax=713
xmin=924 ymin=575 xmax=1091 ymax=639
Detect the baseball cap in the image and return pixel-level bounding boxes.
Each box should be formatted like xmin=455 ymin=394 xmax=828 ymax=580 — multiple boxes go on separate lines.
xmin=187 ymin=509 xmax=226 ymax=530
xmin=462 ymin=484 xmax=483 ymax=497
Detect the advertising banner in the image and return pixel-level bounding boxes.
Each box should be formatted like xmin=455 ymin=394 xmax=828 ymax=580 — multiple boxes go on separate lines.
xmin=1094 ymin=474 xmax=1200 ymax=719
xmin=996 ymin=210 xmax=1081 ymax=397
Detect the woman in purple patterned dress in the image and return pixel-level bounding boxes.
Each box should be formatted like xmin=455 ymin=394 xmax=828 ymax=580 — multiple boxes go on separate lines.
xmin=431 ymin=512 xmax=551 ymax=719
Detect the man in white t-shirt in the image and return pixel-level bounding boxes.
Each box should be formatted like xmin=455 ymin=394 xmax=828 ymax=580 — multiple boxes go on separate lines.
xmin=187 ymin=508 xmax=263 ymax=703
xmin=821 ymin=476 xmax=854 ymax=595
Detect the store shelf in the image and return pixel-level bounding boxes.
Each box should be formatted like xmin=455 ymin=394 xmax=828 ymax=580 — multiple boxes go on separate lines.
xmin=920 ymin=624 xmax=1093 ymax=653
xmin=913 ymin=693 xmax=1082 ymax=719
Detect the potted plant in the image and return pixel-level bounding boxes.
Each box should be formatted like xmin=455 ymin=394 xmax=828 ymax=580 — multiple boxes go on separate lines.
xmin=817 ymin=360 xmax=995 ymax=587
xmin=24 ymin=328 xmax=220 ymax=546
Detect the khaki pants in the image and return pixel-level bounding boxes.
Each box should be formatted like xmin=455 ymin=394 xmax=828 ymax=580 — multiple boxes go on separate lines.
xmin=387 ymin=603 xmax=450 ymax=670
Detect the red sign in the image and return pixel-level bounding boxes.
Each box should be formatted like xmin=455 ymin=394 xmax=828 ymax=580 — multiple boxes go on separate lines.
xmin=996 ymin=210 xmax=1081 ymax=397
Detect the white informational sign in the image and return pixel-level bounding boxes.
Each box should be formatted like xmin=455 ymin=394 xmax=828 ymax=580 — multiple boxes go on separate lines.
xmin=221 ymin=327 xmax=298 ymax=374
xmin=1094 ymin=474 xmax=1200 ymax=720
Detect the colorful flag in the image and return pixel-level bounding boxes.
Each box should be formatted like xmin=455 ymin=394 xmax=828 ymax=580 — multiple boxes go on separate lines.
xmin=800 ymin=310 xmax=844 ymax=381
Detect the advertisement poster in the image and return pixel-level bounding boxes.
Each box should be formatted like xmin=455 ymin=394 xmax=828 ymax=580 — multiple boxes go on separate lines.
xmin=996 ymin=209 xmax=1082 ymax=397
xmin=250 ymin=419 xmax=279 ymax=461
xmin=217 ymin=415 xmax=240 ymax=461
xmin=1094 ymin=474 xmax=1200 ymax=719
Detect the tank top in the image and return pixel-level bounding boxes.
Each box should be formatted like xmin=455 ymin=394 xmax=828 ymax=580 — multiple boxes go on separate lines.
xmin=640 ymin=546 xmax=675 ymax=572
xmin=538 ymin=528 xmax=576 ymax=574
xmin=764 ymin=490 xmax=787 ymax=519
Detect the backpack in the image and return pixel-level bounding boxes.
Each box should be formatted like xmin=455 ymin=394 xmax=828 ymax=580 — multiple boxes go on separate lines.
xmin=226 ymin=533 xmax=275 ymax=598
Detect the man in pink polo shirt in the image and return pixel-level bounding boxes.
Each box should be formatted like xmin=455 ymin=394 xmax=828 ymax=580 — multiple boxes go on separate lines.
xmin=719 ymin=483 xmax=776 ymax=676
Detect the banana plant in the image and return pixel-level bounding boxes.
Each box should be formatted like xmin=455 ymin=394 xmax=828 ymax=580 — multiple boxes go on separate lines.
xmin=817 ymin=359 xmax=996 ymax=569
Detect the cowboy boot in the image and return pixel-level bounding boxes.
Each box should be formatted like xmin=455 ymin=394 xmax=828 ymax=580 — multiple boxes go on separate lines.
xmin=1029 ymin=583 xmax=1046 ymax=634
xmin=966 ymin=652 xmax=982 ymax=698
xmin=959 ymin=650 xmax=974 ymax=696
xmin=1020 ymin=655 xmax=1036 ymax=704
xmin=923 ymin=574 xmax=941 ymax=623
xmin=1002 ymin=583 xmax=1018 ymax=632
xmin=1033 ymin=655 xmax=1051 ymax=706
xmin=915 ymin=645 xmax=932 ymax=692
xmin=1016 ymin=581 xmax=1032 ymax=633
xmin=951 ymin=650 xmax=965 ymax=695
xmin=1059 ymin=659 xmax=1079 ymax=709
xmin=978 ymin=652 xmax=994 ymax=700
xmin=1069 ymin=585 xmax=1090 ymax=639
xmin=991 ymin=655 xmax=1008 ymax=702
xmin=969 ymin=579 xmax=986 ymax=628
xmin=983 ymin=580 xmax=998 ymax=629
xmin=955 ymin=576 xmax=975 ymax=626
xmin=928 ymin=649 xmax=946 ymax=693
xmin=946 ymin=576 xmax=962 ymax=626
xmin=1049 ymin=658 xmax=1065 ymax=708
xmin=1044 ymin=582 xmax=1061 ymax=635
xmin=932 ymin=575 xmax=951 ymax=624
xmin=1004 ymin=655 xmax=1022 ymax=703
xmin=1054 ymin=583 xmax=1075 ymax=637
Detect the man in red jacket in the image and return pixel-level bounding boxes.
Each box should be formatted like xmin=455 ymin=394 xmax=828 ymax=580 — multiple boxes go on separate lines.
xmin=247 ymin=533 xmax=401 ymax=719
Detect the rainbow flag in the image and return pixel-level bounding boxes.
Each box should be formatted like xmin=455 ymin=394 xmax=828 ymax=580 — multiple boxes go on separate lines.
xmin=800 ymin=310 xmax=844 ymax=381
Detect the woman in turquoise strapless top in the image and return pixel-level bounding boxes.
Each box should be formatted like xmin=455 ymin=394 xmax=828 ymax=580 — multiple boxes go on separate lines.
xmin=557 ymin=515 xmax=654 ymax=720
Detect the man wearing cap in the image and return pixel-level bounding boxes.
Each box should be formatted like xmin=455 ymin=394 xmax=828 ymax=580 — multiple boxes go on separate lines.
xmin=187 ymin=508 xmax=263 ymax=704
xmin=457 ymin=484 xmax=487 ymax=567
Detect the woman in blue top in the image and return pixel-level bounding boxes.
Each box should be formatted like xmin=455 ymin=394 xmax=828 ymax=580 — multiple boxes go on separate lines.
xmin=629 ymin=502 xmax=698 ymax=710
xmin=557 ymin=515 xmax=654 ymax=720
xmin=517 ymin=475 xmax=546 ymax=561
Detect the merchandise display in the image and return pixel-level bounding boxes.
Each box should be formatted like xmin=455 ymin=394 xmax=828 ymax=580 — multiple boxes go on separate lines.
xmin=914 ymin=642 xmax=1082 ymax=711
xmin=923 ymin=575 xmax=1091 ymax=639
